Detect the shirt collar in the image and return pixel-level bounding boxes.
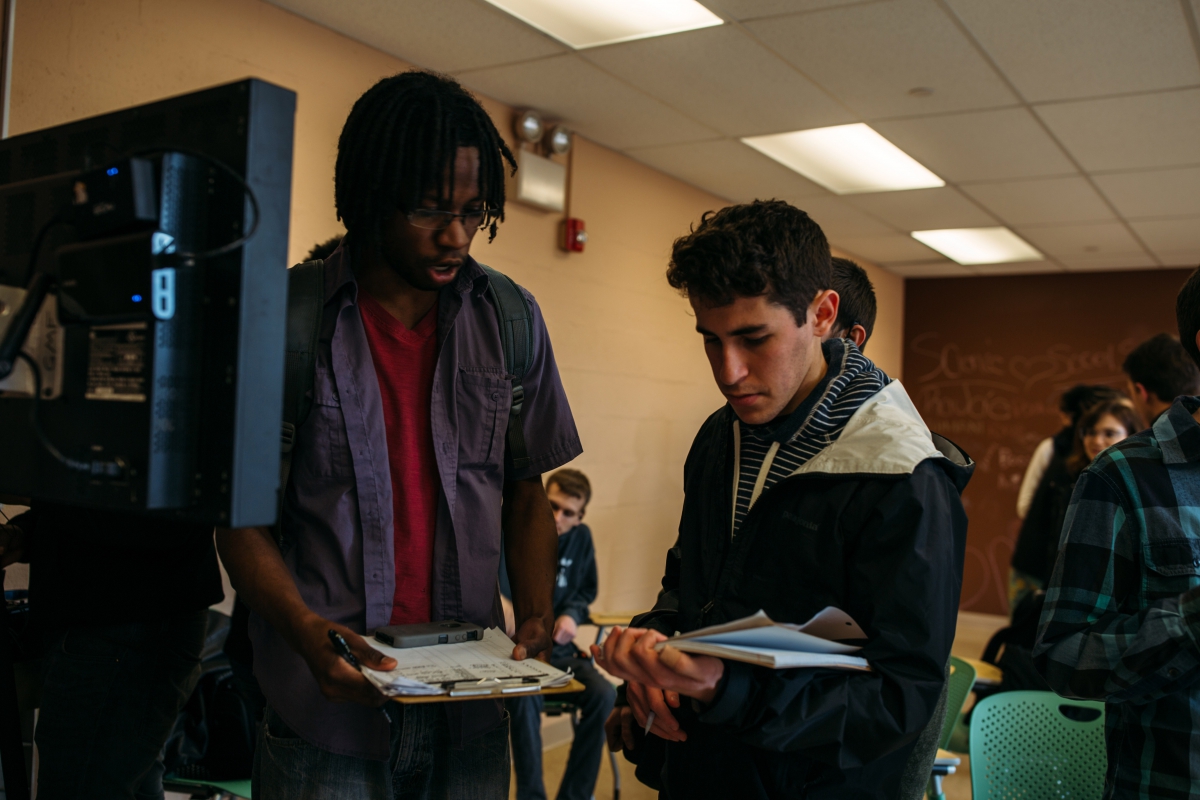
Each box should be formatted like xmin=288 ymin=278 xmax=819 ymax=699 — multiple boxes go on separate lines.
xmin=321 ymin=237 xmax=488 ymax=304
xmin=1156 ymin=396 xmax=1200 ymax=465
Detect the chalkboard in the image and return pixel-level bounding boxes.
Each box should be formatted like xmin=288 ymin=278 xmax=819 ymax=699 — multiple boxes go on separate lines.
xmin=903 ymin=268 xmax=1194 ymax=616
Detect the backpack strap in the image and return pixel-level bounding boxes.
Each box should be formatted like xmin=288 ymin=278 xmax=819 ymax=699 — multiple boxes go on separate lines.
xmin=480 ymin=264 xmax=533 ymax=473
xmin=273 ymin=258 xmax=324 ymax=544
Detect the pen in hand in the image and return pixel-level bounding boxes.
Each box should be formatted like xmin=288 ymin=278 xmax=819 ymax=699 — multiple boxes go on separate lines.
xmin=328 ymin=629 xmax=361 ymax=671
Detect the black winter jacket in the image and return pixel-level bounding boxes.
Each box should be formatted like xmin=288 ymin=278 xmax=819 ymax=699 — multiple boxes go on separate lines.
xmin=634 ymin=381 xmax=973 ymax=799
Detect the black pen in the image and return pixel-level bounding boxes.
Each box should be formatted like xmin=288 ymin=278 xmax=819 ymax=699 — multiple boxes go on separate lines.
xmin=328 ymin=629 xmax=360 ymax=671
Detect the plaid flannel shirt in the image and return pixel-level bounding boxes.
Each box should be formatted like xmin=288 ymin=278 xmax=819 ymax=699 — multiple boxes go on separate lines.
xmin=1035 ymin=396 xmax=1200 ymax=800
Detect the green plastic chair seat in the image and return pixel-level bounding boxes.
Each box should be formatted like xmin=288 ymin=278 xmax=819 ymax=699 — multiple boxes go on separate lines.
xmin=165 ymin=775 xmax=252 ymax=799
xmin=969 ymin=690 xmax=1106 ymax=800
xmin=941 ymin=656 xmax=976 ymax=749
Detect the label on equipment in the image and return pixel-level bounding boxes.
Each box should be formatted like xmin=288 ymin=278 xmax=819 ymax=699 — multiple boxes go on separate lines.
xmin=86 ymin=323 xmax=148 ymax=402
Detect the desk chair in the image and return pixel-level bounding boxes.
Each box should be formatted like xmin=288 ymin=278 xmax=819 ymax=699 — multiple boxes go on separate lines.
xmin=969 ymin=690 xmax=1106 ymax=800
xmin=162 ymin=775 xmax=251 ymax=799
xmin=926 ymin=657 xmax=976 ymax=800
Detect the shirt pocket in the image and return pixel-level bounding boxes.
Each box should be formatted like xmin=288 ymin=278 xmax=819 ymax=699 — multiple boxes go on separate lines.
xmin=457 ymin=369 xmax=509 ymax=470
xmin=300 ymin=366 xmax=353 ymax=479
xmin=1143 ymin=538 xmax=1200 ymax=597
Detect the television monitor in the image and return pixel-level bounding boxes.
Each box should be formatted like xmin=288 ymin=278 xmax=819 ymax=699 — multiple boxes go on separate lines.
xmin=0 ymin=78 xmax=295 ymax=527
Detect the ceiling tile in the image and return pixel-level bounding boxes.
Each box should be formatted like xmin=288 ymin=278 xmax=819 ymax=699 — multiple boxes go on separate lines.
xmin=1015 ymin=221 xmax=1147 ymax=259
xmin=703 ymin=0 xmax=880 ymax=21
xmin=960 ymin=177 xmax=1115 ymax=225
xmin=886 ymin=261 xmax=974 ymax=278
xmin=873 ymin=108 xmax=1076 ymax=182
xmin=626 ymin=139 xmax=830 ymax=202
xmin=843 ymin=186 xmax=996 ymax=231
xmin=794 ymin=196 xmax=897 ymax=239
xmin=1059 ymin=254 xmax=1162 ymax=271
xmin=1128 ymin=219 xmax=1200 ymax=264
xmin=944 ymin=0 xmax=1199 ymax=102
xmin=833 ymin=233 xmax=943 ymax=263
xmin=267 ymin=0 xmax=564 ymax=72
xmin=968 ymin=260 xmax=1062 ymax=275
xmin=1036 ymin=89 xmax=1200 ymax=172
xmin=746 ymin=0 xmax=1018 ymax=119
xmin=456 ymin=56 xmax=717 ymax=150
xmin=1093 ymin=168 xmax=1200 ymax=220
xmin=584 ymin=26 xmax=852 ymax=138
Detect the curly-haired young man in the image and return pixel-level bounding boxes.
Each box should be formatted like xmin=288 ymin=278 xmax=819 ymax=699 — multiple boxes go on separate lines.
xmin=597 ymin=200 xmax=973 ymax=799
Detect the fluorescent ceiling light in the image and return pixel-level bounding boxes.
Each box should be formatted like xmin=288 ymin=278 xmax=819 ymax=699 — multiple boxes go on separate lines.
xmin=741 ymin=123 xmax=944 ymax=194
xmin=912 ymin=227 xmax=1044 ymax=265
xmin=481 ymin=0 xmax=722 ymax=49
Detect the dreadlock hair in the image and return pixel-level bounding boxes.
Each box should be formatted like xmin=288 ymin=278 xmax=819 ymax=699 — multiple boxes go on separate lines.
xmin=335 ymin=71 xmax=517 ymax=243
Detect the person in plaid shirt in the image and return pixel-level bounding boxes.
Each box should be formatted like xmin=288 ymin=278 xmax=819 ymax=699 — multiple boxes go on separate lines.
xmin=1035 ymin=266 xmax=1200 ymax=799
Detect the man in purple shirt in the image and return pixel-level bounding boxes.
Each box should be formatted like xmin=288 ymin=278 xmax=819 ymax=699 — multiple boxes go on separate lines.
xmin=216 ymin=72 xmax=582 ymax=799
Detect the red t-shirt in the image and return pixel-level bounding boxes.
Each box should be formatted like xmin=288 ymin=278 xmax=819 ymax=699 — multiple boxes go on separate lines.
xmin=358 ymin=291 xmax=439 ymax=626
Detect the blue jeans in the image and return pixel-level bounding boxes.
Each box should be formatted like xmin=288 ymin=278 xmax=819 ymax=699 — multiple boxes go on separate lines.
xmin=253 ymin=702 xmax=510 ymax=800
xmin=33 ymin=611 xmax=209 ymax=800
xmin=508 ymin=658 xmax=617 ymax=800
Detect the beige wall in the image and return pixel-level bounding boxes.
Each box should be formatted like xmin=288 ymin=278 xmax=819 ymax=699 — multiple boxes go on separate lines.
xmin=12 ymin=0 xmax=903 ymax=612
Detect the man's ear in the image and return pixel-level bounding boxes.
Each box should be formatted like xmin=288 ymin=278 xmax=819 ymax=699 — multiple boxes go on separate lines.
xmin=810 ymin=289 xmax=839 ymax=338
xmin=850 ymin=325 xmax=867 ymax=349
xmin=1134 ymin=382 xmax=1152 ymax=403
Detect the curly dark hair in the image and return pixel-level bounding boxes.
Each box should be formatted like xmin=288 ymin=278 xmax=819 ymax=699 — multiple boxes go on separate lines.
xmin=665 ymin=200 xmax=831 ymax=325
xmin=335 ymin=71 xmax=516 ymax=243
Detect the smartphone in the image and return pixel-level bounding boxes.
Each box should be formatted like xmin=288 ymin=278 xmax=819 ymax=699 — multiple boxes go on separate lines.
xmin=374 ymin=619 xmax=485 ymax=648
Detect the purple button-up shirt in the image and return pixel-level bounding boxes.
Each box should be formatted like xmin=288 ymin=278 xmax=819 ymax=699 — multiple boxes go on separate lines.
xmin=249 ymin=244 xmax=582 ymax=760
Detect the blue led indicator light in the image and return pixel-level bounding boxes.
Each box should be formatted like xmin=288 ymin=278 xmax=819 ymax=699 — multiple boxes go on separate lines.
xmin=131 ymin=294 xmax=143 ymax=303
xmin=106 ymin=167 xmax=119 ymax=176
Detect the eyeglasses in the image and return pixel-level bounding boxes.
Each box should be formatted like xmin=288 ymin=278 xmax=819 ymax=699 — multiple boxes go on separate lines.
xmin=406 ymin=208 xmax=486 ymax=231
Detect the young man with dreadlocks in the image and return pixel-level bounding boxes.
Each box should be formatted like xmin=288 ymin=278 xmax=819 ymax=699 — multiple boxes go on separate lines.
xmin=596 ymin=201 xmax=972 ymax=798
xmin=217 ymin=71 xmax=581 ymax=799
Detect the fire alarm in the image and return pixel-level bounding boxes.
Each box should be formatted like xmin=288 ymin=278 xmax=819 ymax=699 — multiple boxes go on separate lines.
xmin=562 ymin=218 xmax=587 ymax=253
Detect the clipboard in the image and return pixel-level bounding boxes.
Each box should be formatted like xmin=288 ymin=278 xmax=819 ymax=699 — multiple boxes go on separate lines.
xmin=390 ymin=678 xmax=586 ymax=704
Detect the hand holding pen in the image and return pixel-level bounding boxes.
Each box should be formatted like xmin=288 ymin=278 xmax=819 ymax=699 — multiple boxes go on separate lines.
xmin=297 ymin=617 xmax=395 ymax=708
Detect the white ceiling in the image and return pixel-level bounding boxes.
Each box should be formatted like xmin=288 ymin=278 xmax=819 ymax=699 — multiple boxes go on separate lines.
xmin=269 ymin=0 xmax=1200 ymax=277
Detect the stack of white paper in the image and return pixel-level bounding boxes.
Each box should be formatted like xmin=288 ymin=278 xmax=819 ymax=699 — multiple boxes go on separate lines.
xmin=654 ymin=607 xmax=871 ymax=672
xmin=363 ymin=628 xmax=573 ymax=697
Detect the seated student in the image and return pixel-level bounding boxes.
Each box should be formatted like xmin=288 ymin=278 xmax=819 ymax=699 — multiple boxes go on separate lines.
xmin=826 ymin=256 xmax=876 ymax=350
xmin=501 ymin=469 xmax=616 ymax=800
xmin=1123 ymin=332 xmax=1200 ymax=425
xmin=598 ymin=200 xmax=972 ymax=799
xmin=1035 ymin=268 xmax=1200 ymax=799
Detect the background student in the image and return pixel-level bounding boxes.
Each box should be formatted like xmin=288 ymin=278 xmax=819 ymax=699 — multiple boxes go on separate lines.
xmin=1034 ymin=268 xmax=1200 ymax=800
xmin=1123 ymin=332 xmax=1200 ymax=426
xmin=501 ymin=469 xmax=616 ymax=800
xmin=827 ymin=256 xmax=877 ymax=351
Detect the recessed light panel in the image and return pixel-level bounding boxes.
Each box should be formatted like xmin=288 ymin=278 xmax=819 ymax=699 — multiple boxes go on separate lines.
xmin=481 ymin=0 xmax=722 ymax=50
xmin=741 ymin=123 xmax=944 ymax=194
xmin=912 ymin=227 xmax=1044 ymax=265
